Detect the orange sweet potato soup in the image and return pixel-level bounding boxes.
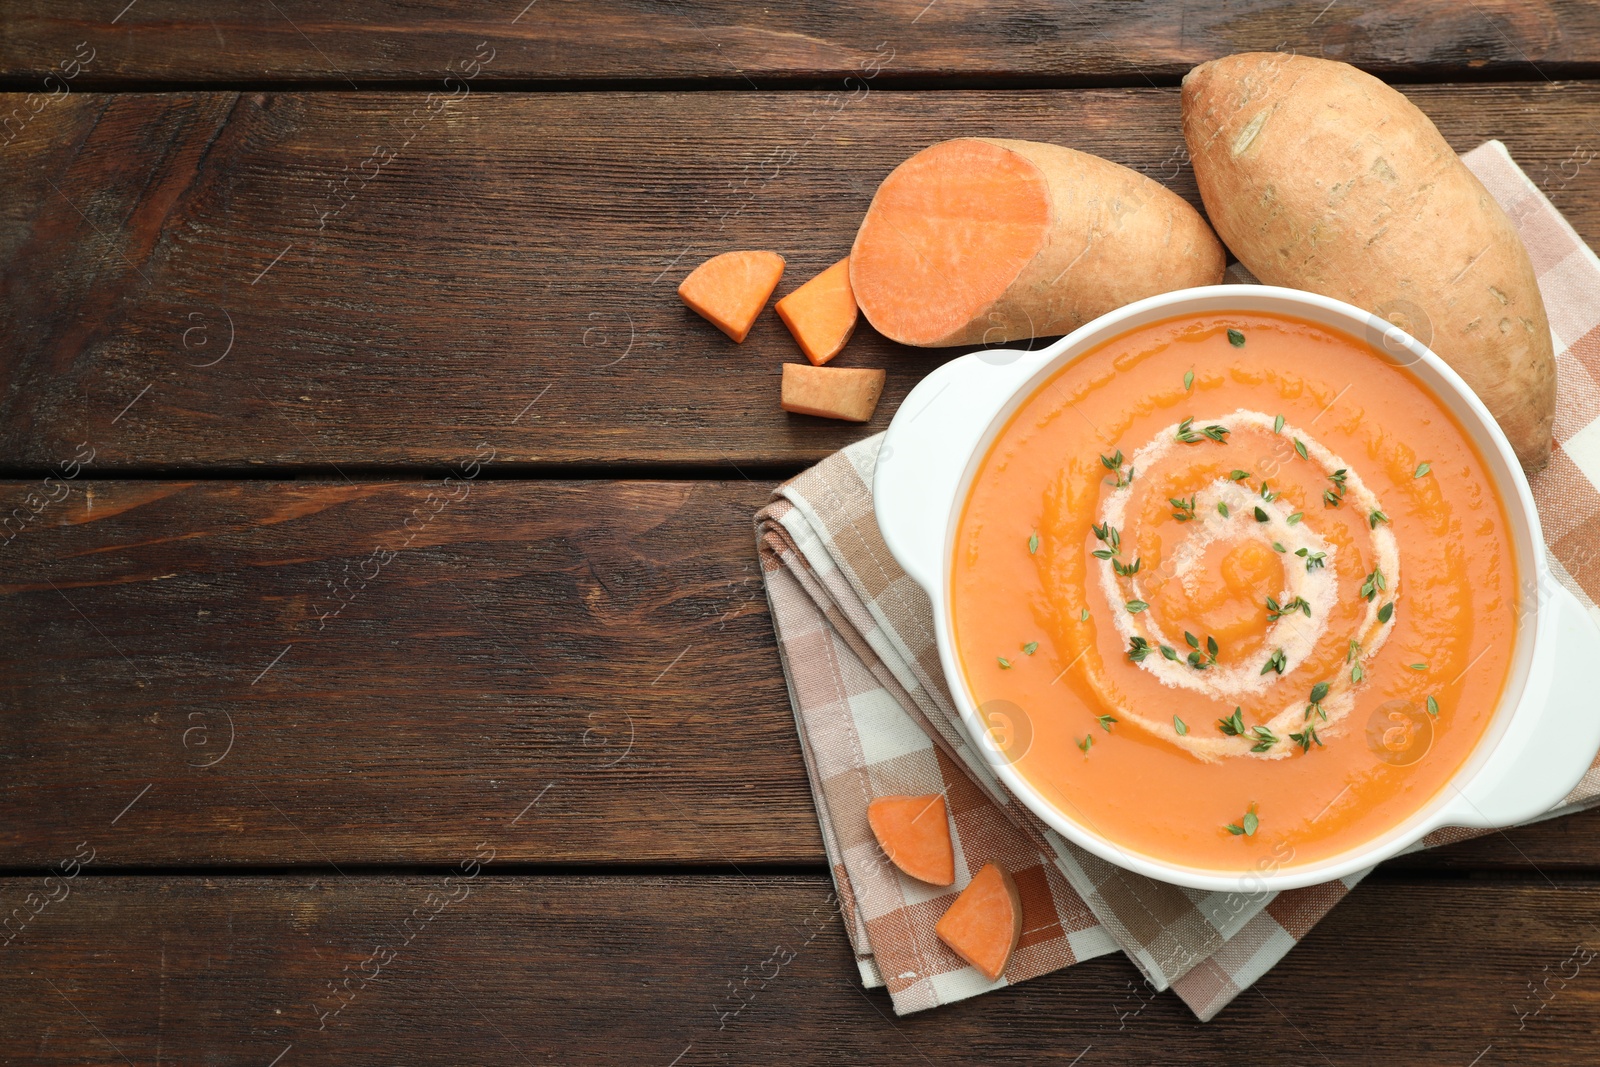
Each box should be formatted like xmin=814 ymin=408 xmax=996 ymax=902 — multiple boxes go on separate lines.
xmin=951 ymin=312 xmax=1518 ymax=873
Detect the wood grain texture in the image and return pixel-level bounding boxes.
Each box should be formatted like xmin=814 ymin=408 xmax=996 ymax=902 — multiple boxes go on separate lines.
xmin=2 ymin=0 xmax=1597 ymax=85
xmin=3 ymin=874 xmax=1599 ymax=1064
xmin=3 ymin=83 xmax=1600 ymax=469
xmin=0 ymin=478 xmax=818 ymax=866
xmin=0 ymin=476 xmax=1597 ymax=871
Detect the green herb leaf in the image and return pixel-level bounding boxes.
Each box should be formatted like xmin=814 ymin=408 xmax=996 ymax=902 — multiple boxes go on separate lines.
xmin=997 ymin=657 xmax=1012 ymax=669
xmin=1023 ymin=641 xmax=1039 ymax=656
xmin=1350 ymin=662 xmax=1366 ymax=683
xmin=1113 ymin=556 xmax=1142 ymax=577
xmin=1274 ymin=414 xmax=1286 ymax=435
xmin=1360 ymin=568 xmax=1384 ymax=602
xmin=1266 ymin=595 xmax=1311 ymax=621
xmin=1378 ymin=601 xmax=1395 ymax=623
xmin=1242 ymin=809 xmax=1259 ymax=836
xmin=1185 ymin=631 xmax=1200 ymax=649
xmin=1289 ymin=724 xmax=1323 ymax=753
xmin=1253 ymin=506 xmax=1270 ymax=522
xmin=1226 ymin=823 xmax=1246 ymax=836
xmin=1160 ymin=644 xmax=1179 ymax=661
xmin=1080 ymin=607 xmax=1090 ymax=622
xmin=1218 ymin=708 xmax=1246 ymax=736
xmin=1170 ymin=495 xmax=1197 ymax=523
xmin=1348 ymin=639 xmax=1361 ymax=663
xmin=1100 ymin=450 xmax=1134 ymax=488
xmin=1217 ymin=501 xmax=1231 ymax=518
xmin=1228 ymin=328 xmax=1246 ymax=347
xmin=1302 ymin=550 xmax=1327 ymax=571
xmin=1230 ymin=469 xmax=1250 ymax=481
xmin=1097 ymin=713 xmax=1118 ymax=731
xmin=1078 ymin=734 xmax=1093 ymax=755
xmin=1175 ymin=417 xmax=1200 ymax=444
xmin=1126 ymin=636 xmax=1151 ymax=663
xmin=1426 ymin=695 xmax=1439 ymax=717
xmin=1126 ymin=599 xmax=1149 ymax=614
xmin=1202 ymin=423 xmax=1231 ymax=442
xmin=1184 ymin=370 xmax=1195 ymax=391
xmin=1369 ymin=509 xmax=1389 ymax=529
xmin=1408 ymin=662 xmax=1428 ymax=671
xmin=1324 ymin=489 xmax=1343 ymax=508
xmin=1273 ymin=541 xmax=1287 ymax=553
xmin=1294 ymin=438 xmax=1309 ymax=460
xmin=1306 ymin=680 xmax=1331 ymax=723
xmin=1250 ymin=726 xmax=1278 ymax=752
xmin=1092 ymin=549 xmax=1114 ymax=560
xmin=1262 ymin=648 xmax=1288 ymax=675
xmin=1286 ymin=512 xmax=1304 ymax=526
xmin=1173 ymin=715 xmax=1189 ymax=736
xmin=1028 ymin=532 xmax=1039 ymax=555
xmin=1414 ymin=462 xmax=1432 ymax=478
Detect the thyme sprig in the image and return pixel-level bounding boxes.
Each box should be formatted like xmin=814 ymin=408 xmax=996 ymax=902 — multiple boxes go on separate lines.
xmin=1100 ymin=449 xmax=1134 ymax=488
xmin=1176 ymin=417 xmax=1230 ymax=444
xmin=1266 ymin=594 xmax=1311 ymax=621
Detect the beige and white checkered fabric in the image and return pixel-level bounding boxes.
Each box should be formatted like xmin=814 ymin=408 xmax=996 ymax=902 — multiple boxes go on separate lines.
xmin=755 ymin=142 xmax=1600 ymax=1020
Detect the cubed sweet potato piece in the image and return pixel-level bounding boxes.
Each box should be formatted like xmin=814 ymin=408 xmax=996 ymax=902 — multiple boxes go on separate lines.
xmin=780 ymin=364 xmax=885 ymax=423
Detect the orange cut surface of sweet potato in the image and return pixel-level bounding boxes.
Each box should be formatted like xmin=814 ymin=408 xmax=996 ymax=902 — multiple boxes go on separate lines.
xmin=775 ymin=257 xmax=859 ymax=365
xmin=866 ymin=794 xmax=954 ymax=886
xmin=678 ymin=251 xmax=785 ymax=342
xmin=780 ymin=364 xmax=885 ymax=423
xmin=935 ymin=862 xmax=1022 ymax=982
xmin=850 ymin=138 xmax=1224 ymax=347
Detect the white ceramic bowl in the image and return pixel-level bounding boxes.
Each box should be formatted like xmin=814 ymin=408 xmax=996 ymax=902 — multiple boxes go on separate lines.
xmin=874 ymin=284 xmax=1600 ymax=893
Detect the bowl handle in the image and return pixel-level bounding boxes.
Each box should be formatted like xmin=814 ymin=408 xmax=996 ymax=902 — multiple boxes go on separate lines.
xmin=1439 ymin=584 xmax=1600 ymax=829
xmin=872 ymin=351 xmax=1038 ymax=593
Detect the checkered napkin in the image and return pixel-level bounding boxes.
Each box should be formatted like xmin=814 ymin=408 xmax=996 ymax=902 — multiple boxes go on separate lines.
xmin=754 ymin=142 xmax=1600 ymax=1020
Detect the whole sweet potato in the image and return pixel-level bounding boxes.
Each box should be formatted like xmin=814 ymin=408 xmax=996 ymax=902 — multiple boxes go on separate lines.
xmin=1182 ymin=52 xmax=1555 ymax=471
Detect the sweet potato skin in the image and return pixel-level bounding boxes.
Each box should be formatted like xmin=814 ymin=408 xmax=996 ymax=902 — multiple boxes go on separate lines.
xmin=1181 ymin=52 xmax=1555 ymax=471
xmin=850 ymin=137 xmax=1225 ymax=347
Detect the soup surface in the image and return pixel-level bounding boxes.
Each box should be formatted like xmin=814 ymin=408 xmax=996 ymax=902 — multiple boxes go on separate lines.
xmin=951 ymin=312 xmax=1518 ymax=873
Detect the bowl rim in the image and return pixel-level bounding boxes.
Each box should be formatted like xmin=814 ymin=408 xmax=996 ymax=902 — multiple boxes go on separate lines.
xmin=913 ymin=283 xmax=1553 ymax=893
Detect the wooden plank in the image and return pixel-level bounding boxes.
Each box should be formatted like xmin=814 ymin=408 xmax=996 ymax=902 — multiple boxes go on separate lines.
xmin=4 ymin=83 xmax=1600 ymax=469
xmin=3 ymin=476 xmax=1599 ymax=871
xmin=2 ymin=873 xmax=1598 ymax=1063
xmin=0 ymin=478 xmax=820 ymax=865
xmin=4 ymin=1 xmax=1599 ymax=85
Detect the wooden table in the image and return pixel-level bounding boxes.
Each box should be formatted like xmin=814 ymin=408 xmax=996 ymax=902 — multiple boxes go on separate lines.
xmin=4 ymin=4 xmax=1599 ymax=1062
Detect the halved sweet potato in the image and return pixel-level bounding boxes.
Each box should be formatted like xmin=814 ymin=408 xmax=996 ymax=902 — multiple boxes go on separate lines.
xmin=678 ymin=250 xmax=785 ymax=342
xmin=780 ymin=364 xmax=885 ymax=423
xmin=850 ymin=138 xmax=1224 ymax=347
xmin=867 ymin=794 xmax=954 ymax=886
xmin=935 ymin=862 xmax=1022 ymax=981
